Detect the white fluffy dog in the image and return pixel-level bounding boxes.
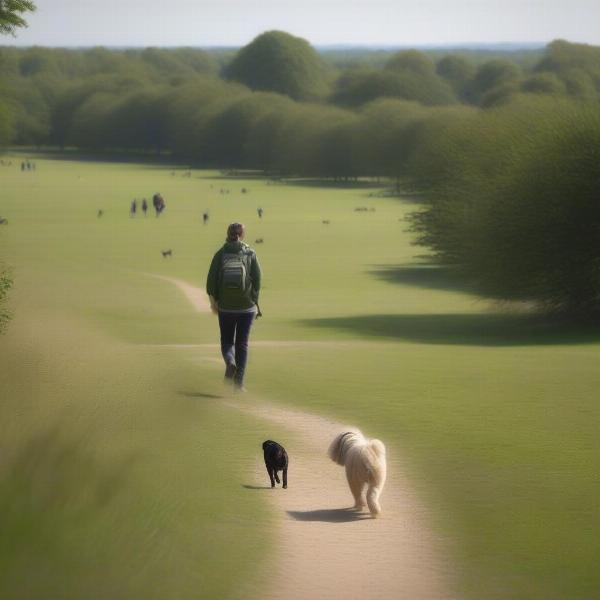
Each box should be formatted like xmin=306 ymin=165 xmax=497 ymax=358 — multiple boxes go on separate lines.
xmin=328 ymin=430 xmax=387 ymax=517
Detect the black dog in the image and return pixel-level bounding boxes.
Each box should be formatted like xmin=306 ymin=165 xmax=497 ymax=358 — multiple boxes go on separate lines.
xmin=262 ymin=440 xmax=288 ymax=489
xmin=161 ymin=249 xmax=172 ymax=258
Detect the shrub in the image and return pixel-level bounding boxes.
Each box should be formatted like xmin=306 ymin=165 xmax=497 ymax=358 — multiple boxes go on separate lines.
xmin=410 ymin=98 xmax=600 ymax=317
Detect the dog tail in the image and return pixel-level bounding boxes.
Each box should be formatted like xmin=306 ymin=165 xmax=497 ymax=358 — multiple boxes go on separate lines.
xmin=369 ymin=438 xmax=386 ymax=459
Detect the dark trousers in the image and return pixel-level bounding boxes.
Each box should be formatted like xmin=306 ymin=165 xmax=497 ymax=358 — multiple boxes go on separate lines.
xmin=218 ymin=311 xmax=256 ymax=384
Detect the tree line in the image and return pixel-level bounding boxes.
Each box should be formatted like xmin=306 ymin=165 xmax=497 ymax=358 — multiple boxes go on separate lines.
xmin=1 ymin=32 xmax=600 ymax=317
xmin=1 ymin=33 xmax=600 ymax=151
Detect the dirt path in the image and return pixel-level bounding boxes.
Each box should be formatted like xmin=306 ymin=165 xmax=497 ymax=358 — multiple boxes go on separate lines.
xmin=229 ymin=399 xmax=455 ymax=600
xmin=148 ymin=274 xmax=211 ymax=313
xmin=156 ymin=275 xmax=455 ymax=599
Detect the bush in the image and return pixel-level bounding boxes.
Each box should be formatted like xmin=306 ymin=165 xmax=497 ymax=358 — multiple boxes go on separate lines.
xmin=410 ymin=98 xmax=600 ymax=317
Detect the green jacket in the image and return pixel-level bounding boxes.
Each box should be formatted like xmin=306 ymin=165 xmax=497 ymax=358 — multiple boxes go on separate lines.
xmin=206 ymin=241 xmax=261 ymax=311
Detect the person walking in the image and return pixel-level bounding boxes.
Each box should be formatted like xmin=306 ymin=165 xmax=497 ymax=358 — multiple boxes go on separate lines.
xmin=206 ymin=223 xmax=261 ymax=392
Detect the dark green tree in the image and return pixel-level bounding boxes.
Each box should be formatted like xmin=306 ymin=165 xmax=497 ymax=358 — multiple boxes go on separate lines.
xmin=0 ymin=0 xmax=35 ymax=35
xmin=356 ymin=98 xmax=429 ymax=176
xmin=386 ymin=50 xmax=436 ymax=76
xmin=410 ymin=97 xmax=600 ymax=317
xmin=464 ymin=59 xmax=521 ymax=104
xmin=203 ymin=92 xmax=289 ymax=166
xmin=436 ymin=54 xmax=475 ymax=99
xmin=0 ymin=97 xmax=11 ymax=144
xmin=164 ymin=79 xmax=248 ymax=160
xmin=225 ymin=30 xmax=330 ymax=101
xmin=383 ymin=50 xmax=456 ymax=105
xmin=534 ymin=40 xmax=600 ymax=99
xmin=521 ymin=73 xmax=566 ymax=95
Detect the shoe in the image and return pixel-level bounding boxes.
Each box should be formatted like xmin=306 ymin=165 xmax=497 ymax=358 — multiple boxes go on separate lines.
xmin=224 ymin=363 xmax=237 ymax=381
xmin=233 ymin=383 xmax=247 ymax=394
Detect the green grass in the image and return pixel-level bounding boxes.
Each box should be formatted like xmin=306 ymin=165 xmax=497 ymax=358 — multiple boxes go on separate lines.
xmin=1 ymin=153 xmax=600 ymax=599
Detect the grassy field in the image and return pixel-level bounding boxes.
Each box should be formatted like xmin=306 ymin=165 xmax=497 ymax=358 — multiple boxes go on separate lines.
xmin=1 ymin=153 xmax=599 ymax=599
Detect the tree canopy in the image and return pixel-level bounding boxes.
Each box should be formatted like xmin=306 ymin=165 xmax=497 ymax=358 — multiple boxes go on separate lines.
xmin=224 ymin=30 xmax=330 ymax=101
xmin=0 ymin=0 xmax=36 ymax=36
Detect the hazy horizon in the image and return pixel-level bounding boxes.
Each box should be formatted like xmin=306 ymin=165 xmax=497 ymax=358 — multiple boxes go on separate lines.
xmin=7 ymin=0 xmax=600 ymax=48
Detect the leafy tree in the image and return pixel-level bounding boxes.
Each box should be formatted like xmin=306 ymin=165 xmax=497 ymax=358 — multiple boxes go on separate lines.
xmin=0 ymin=96 xmax=12 ymax=144
xmin=520 ymin=73 xmax=566 ymax=95
xmin=410 ymin=97 xmax=600 ymax=317
xmin=311 ymin=114 xmax=361 ymax=179
xmin=386 ymin=50 xmax=437 ymax=76
xmin=18 ymin=46 xmax=58 ymax=76
xmin=0 ymin=0 xmax=36 ymax=35
xmin=50 ymin=74 xmax=149 ymax=148
xmin=356 ymin=98 xmax=429 ymax=176
xmin=203 ymin=92 xmax=289 ymax=166
xmin=108 ymin=87 xmax=171 ymax=153
xmin=164 ymin=79 xmax=248 ymax=160
xmin=383 ymin=50 xmax=456 ymax=105
xmin=264 ymin=103 xmax=350 ymax=175
xmin=561 ymin=68 xmax=597 ymax=100
xmin=332 ymin=66 xmax=455 ymax=108
xmin=67 ymin=91 xmax=120 ymax=149
xmin=534 ymin=40 xmax=600 ymax=99
xmin=225 ymin=30 xmax=330 ymax=101
xmin=2 ymin=73 xmax=63 ymax=144
xmin=479 ymin=81 xmax=522 ymax=107
xmin=332 ymin=69 xmax=407 ymax=107
xmin=436 ymin=54 xmax=475 ymax=98
xmin=464 ymin=59 xmax=521 ymax=104
xmin=243 ymin=97 xmax=296 ymax=171
xmin=536 ymin=40 xmax=600 ymax=80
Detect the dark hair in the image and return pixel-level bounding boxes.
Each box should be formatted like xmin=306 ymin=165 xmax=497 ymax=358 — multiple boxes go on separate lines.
xmin=226 ymin=222 xmax=245 ymax=242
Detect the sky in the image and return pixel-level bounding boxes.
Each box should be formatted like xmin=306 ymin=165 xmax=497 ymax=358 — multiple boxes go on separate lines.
xmin=8 ymin=0 xmax=600 ymax=48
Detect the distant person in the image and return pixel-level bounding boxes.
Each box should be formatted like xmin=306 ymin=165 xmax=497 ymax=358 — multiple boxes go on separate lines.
xmin=203 ymin=212 xmax=209 ymax=225
xmin=152 ymin=193 xmax=165 ymax=217
xmin=206 ymin=222 xmax=262 ymax=392
xmin=130 ymin=198 xmax=137 ymax=217
xmin=97 ymin=209 xmax=103 ymax=218
xmin=142 ymin=198 xmax=148 ymax=216
xmin=257 ymin=207 xmax=263 ymax=219
xmin=21 ymin=162 xmax=25 ymax=172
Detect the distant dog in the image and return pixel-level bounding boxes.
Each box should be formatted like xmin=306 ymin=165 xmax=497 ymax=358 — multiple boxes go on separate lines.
xmin=255 ymin=238 xmax=264 ymax=244
xmin=328 ymin=430 xmax=386 ymax=516
xmin=161 ymin=249 xmax=172 ymax=258
xmin=262 ymin=440 xmax=288 ymax=489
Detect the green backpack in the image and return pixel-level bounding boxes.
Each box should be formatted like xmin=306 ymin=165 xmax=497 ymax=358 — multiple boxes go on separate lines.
xmin=220 ymin=249 xmax=251 ymax=296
